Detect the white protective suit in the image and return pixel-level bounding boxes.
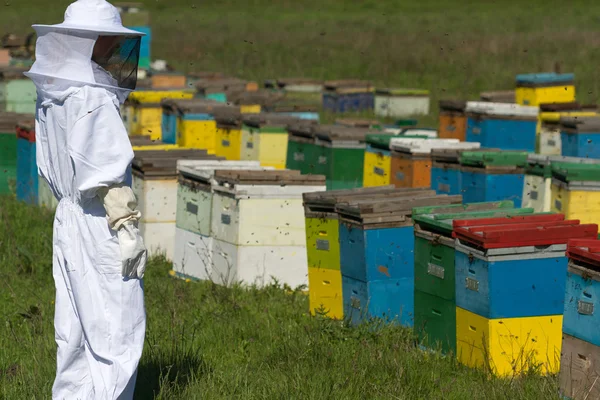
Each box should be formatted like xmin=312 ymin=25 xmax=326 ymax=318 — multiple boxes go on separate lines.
xmin=25 ymin=1 xmax=148 ymax=399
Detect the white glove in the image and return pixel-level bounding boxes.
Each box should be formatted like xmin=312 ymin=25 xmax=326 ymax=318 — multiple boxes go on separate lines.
xmin=117 ymin=220 xmax=147 ymax=279
xmin=97 ymin=184 xmax=146 ymax=279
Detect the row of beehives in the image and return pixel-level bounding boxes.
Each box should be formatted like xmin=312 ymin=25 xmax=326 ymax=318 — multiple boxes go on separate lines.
xmin=302 ymin=185 xmax=600 ymax=398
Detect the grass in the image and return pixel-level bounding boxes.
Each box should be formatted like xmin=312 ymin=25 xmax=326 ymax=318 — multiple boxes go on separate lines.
xmin=0 ymin=194 xmax=561 ymax=399
xmin=0 ymin=0 xmax=589 ymax=397
xmin=3 ymin=0 xmax=600 ymax=128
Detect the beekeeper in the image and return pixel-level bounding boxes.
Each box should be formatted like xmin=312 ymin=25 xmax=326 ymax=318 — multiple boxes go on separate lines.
xmin=25 ymin=1 xmax=148 ymax=398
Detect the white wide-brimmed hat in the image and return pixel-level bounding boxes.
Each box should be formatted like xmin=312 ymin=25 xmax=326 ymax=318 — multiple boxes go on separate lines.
xmin=32 ymin=0 xmax=145 ymax=36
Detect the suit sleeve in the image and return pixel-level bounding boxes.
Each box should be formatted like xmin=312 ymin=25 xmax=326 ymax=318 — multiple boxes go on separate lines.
xmin=68 ymin=94 xmax=133 ymax=199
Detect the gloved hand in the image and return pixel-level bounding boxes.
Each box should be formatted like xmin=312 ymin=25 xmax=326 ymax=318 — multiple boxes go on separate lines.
xmin=117 ymin=220 xmax=147 ymax=279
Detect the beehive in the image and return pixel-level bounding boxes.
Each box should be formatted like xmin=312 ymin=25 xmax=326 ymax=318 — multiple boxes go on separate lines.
xmin=560 ymin=116 xmax=600 ymax=159
xmin=523 ymin=155 xmax=600 ymax=213
xmin=411 ymin=201 xmax=530 ymax=353
xmin=374 ymin=88 xmax=430 ymax=118
xmin=537 ymin=103 xmax=597 ymax=156
xmin=209 ymin=170 xmax=326 ymax=287
xmin=0 ymin=67 xmax=36 ymax=114
xmin=215 ymin=111 xmax=244 ymax=160
xmin=285 ymin=121 xmax=319 ymax=174
xmin=175 ymin=100 xmax=240 ymax=152
xmin=240 ymin=113 xmax=300 ymax=170
xmin=516 ymin=73 xmax=575 ymax=106
xmin=389 ymin=138 xmax=479 ymax=189
xmin=322 ymin=80 xmax=374 ymax=113
xmin=465 ymin=101 xmax=539 ymax=151
xmin=172 ymin=160 xmax=267 ymax=281
xmin=438 ymin=100 xmax=467 ymax=141
xmin=337 ymin=190 xmax=462 ymax=327
xmin=560 ymin=240 xmax=600 ymax=399
xmin=453 ymin=215 xmax=597 ymax=376
xmin=551 ymin=162 xmax=600 ymax=226
xmin=303 ymin=185 xmax=398 ymax=320
xmin=271 ymin=78 xmax=323 ymax=105
xmin=16 ymin=120 xmax=37 ymax=203
xmin=459 ymin=151 xmax=527 ymax=204
xmin=127 ymin=89 xmax=195 ymax=139
xmin=131 ymin=149 xmax=223 ymax=260
xmin=314 ymin=124 xmax=382 ymax=190
xmin=0 ymin=112 xmax=22 ymax=194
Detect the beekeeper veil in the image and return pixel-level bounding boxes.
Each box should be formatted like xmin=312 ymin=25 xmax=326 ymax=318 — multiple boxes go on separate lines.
xmin=25 ymin=0 xmax=144 ymax=104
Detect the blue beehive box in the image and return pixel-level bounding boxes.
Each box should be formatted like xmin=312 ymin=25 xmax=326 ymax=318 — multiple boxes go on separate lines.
xmin=336 ymin=190 xmax=462 ymax=327
xmin=563 ymin=259 xmax=600 ymax=347
xmin=322 ymin=81 xmax=374 ymax=114
xmin=16 ymin=134 xmax=37 ymax=204
xmin=430 ymin=165 xmax=461 ymax=195
xmin=459 ymin=151 xmax=527 ymax=205
xmin=560 ymin=116 xmax=600 ymax=159
xmin=455 ymin=241 xmax=568 ymax=319
xmin=465 ymin=102 xmax=538 ymax=151
xmin=160 ymin=99 xmax=178 ymax=144
xmin=343 ymin=276 xmax=414 ymax=326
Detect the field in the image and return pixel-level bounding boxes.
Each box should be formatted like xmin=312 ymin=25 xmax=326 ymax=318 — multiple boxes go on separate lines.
xmin=0 ymin=0 xmax=595 ymax=398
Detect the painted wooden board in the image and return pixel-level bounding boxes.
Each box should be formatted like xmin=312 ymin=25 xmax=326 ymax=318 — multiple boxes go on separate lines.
xmin=559 ymin=333 xmax=600 ymax=400
xmin=139 ymin=221 xmax=176 ymax=261
xmin=172 ymin=227 xmax=213 ymax=281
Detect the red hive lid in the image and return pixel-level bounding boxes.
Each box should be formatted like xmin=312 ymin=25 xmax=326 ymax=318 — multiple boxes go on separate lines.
xmin=452 ymin=214 xmax=598 ymax=249
xmin=567 ymin=239 xmax=600 ymax=267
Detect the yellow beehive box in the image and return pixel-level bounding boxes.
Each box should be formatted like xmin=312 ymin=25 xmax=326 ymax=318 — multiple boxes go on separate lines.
xmin=456 ymin=307 xmax=562 ymax=377
xmin=516 ymin=73 xmax=575 ymax=106
xmin=308 ymin=267 xmax=343 ymax=319
xmin=215 ymin=112 xmax=244 ymax=160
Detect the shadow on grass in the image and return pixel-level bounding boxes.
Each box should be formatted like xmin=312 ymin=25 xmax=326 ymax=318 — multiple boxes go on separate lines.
xmin=135 ymin=341 xmax=212 ymax=399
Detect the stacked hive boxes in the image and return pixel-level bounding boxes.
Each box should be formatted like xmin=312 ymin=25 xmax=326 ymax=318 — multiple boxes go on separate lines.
xmin=322 ymin=80 xmax=374 ymax=113
xmin=0 ymin=112 xmax=21 ymax=194
xmin=16 ymin=120 xmax=36 ymax=204
xmin=337 ymin=189 xmax=462 ymax=327
xmin=516 ymin=73 xmax=576 ymax=106
xmin=208 ymin=170 xmax=325 ymax=288
xmin=389 ymin=138 xmax=480 ymax=189
xmin=0 ymin=67 xmax=36 ymax=114
xmin=313 ymin=124 xmax=382 ymax=190
xmin=412 ymin=201 xmax=533 ymax=354
xmin=127 ymin=89 xmax=194 ymax=139
xmin=453 ymin=214 xmax=597 ymax=376
xmin=303 ymin=185 xmax=397 ymax=320
xmin=438 ymin=100 xmax=467 ymax=141
xmin=285 ymin=121 xmax=321 ymax=175
xmin=537 ymin=103 xmax=597 ymax=156
xmin=465 ymin=101 xmax=539 ymax=151
xmin=430 ymin=148 xmax=499 ymax=196
xmin=374 ymin=88 xmax=430 ymax=118
xmin=560 ymin=116 xmax=600 ymax=159
xmin=523 ymin=155 xmax=600 ymax=213
xmin=362 ymin=131 xmax=437 ymax=188
xmin=131 ymin=149 xmax=223 ymax=260
xmin=459 ymin=151 xmax=527 ymax=204
xmin=215 ymin=111 xmax=245 ymax=161
xmin=173 ymin=160 xmax=268 ymax=281
xmin=174 ymin=99 xmax=239 ymax=152
xmin=551 ymin=161 xmax=600 ymax=227
xmin=560 ymin=239 xmax=600 ymax=399
xmin=241 ymin=113 xmax=301 ymax=169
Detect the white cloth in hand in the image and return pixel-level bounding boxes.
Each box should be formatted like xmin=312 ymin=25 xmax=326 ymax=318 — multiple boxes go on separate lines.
xmin=117 ymin=221 xmax=147 ymax=279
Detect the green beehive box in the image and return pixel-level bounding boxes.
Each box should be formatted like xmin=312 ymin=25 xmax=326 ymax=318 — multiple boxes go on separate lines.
xmin=460 ymin=151 xmax=528 ymax=168
xmin=314 ymin=125 xmax=382 ymax=190
xmin=411 ymin=201 xmax=541 ymax=354
xmin=286 ymin=121 xmax=317 ymax=174
xmin=551 ymin=162 xmax=600 ymax=182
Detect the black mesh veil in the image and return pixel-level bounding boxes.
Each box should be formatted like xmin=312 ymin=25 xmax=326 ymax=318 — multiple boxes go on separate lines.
xmin=92 ymin=35 xmax=141 ymax=90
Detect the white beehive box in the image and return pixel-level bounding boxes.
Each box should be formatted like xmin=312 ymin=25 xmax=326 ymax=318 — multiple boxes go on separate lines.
xmin=465 ymin=101 xmax=539 ymax=117
xmin=375 ymin=88 xmax=430 ymax=118
xmin=172 ymin=226 xmax=213 ymax=281
xmin=211 ymin=238 xmax=309 ymax=288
